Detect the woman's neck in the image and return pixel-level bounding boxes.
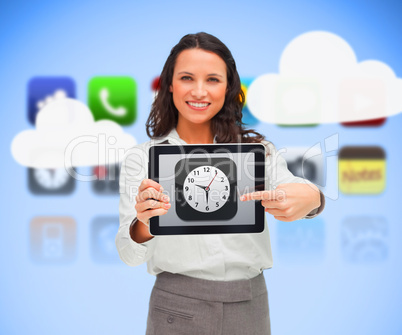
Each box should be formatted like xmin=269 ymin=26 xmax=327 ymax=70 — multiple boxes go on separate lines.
xmin=176 ymin=121 xmax=214 ymax=144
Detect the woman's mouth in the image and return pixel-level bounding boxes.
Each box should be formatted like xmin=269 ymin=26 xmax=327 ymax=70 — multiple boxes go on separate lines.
xmin=186 ymin=101 xmax=211 ymax=110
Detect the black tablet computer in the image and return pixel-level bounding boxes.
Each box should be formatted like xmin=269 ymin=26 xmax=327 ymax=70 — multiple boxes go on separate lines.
xmin=148 ymin=144 xmax=265 ymax=235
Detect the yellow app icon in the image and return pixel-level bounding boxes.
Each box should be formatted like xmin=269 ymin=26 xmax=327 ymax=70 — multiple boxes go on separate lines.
xmin=339 ymin=146 xmax=386 ymax=194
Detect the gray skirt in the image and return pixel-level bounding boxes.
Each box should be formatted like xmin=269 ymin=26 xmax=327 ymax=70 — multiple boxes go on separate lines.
xmin=146 ymin=272 xmax=271 ymax=335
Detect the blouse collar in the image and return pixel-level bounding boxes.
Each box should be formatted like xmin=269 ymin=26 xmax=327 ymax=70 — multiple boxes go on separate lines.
xmin=157 ymin=128 xmax=217 ymax=145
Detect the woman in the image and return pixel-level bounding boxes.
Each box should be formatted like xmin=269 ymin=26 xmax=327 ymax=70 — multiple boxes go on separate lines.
xmin=116 ymin=32 xmax=324 ymax=335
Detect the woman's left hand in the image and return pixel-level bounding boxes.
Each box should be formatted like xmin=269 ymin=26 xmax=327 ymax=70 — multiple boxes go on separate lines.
xmin=240 ymin=183 xmax=321 ymax=222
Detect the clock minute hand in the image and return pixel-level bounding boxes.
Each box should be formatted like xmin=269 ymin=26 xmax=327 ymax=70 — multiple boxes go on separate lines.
xmin=205 ymin=170 xmax=218 ymax=192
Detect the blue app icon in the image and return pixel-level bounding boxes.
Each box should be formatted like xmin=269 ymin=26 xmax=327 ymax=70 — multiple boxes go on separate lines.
xmin=91 ymin=216 xmax=121 ymax=263
xmin=277 ymin=217 xmax=325 ymax=263
xmin=27 ymin=76 xmax=76 ymax=125
xmin=341 ymin=216 xmax=388 ymax=263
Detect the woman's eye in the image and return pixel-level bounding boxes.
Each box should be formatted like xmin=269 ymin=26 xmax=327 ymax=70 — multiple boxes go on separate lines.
xmin=181 ymin=76 xmax=192 ymax=81
xmin=208 ymin=77 xmax=219 ymax=82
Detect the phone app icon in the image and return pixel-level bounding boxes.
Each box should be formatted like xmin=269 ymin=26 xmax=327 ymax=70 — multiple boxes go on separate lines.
xmin=30 ymin=216 xmax=76 ymax=263
xmin=28 ymin=167 xmax=75 ymax=195
xmin=88 ymin=76 xmax=137 ymax=125
xmin=341 ymin=216 xmax=388 ymax=263
xmin=338 ymin=146 xmax=386 ymax=195
xmin=27 ymin=76 xmax=76 ymax=125
xmin=277 ymin=217 xmax=325 ymax=263
xmin=92 ymin=164 xmax=120 ymax=195
xmin=91 ymin=216 xmax=121 ymax=263
xmin=240 ymin=78 xmax=259 ymax=126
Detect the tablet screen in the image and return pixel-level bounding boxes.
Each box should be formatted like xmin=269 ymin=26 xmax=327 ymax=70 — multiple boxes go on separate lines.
xmin=149 ymin=144 xmax=265 ymax=235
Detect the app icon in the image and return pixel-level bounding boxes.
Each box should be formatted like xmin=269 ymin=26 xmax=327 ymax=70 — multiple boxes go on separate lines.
xmin=88 ymin=76 xmax=137 ymax=125
xmin=275 ymin=78 xmax=320 ymax=127
xmin=92 ymin=164 xmax=120 ymax=195
xmin=30 ymin=216 xmax=76 ymax=263
xmin=341 ymin=216 xmax=387 ymax=263
xmin=341 ymin=117 xmax=386 ymax=127
xmin=28 ymin=168 xmax=75 ymax=195
xmin=27 ymin=76 xmax=76 ymax=125
xmin=277 ymin=217 xmax=325 ymax=263
xmin=91 ymin=216 xmax=121 ymax=263
xmin=338 ymin=146 xmax=386 ymax=194
xmin=151 ymin=76 xmax=161 ymax=105
xmin=339 ymin=78 xmax=386 ymax=127
xmin=281 ymin=147 xmax=323 ymax=185
xmin=240 ymin=78 xmax=259 ymax=126
xmin=151 ymin=76 xmax=161 ymax=95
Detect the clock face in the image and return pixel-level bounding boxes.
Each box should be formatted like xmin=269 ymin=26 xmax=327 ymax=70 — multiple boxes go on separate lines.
xmin=34 ymin=168 xmax=70 ymax=189
xmin=183 ymin=165 xmax=230 ymax=213
xmin=175 ymin=157 xmax=238 ymax=221
xmin=29 ymin=168 xmax=75 ymax=195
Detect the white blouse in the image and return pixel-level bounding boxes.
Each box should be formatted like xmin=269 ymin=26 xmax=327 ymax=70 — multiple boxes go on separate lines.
xmin=115 ymin=129 xmax=321 ymax=281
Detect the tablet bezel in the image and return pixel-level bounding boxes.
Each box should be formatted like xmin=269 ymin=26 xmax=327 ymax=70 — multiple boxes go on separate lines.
xmin=148 ymin=143 xmax=265 ymax=235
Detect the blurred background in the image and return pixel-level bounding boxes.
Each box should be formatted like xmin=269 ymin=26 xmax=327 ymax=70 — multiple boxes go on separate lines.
xmin=1 ymin=0 xmax=401 ymax=334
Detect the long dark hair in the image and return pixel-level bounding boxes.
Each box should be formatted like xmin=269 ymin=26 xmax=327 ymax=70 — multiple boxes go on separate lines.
xmin=146 ymin=32 xmax=265 ymax=143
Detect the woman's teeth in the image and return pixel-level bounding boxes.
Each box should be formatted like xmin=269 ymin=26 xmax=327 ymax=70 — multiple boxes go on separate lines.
xmin=187 ymin=102 xmax=209 ymax=108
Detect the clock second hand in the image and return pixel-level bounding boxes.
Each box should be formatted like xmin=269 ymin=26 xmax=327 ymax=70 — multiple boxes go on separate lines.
xmin=205 ymin=170 xmax=218 ymax=203
xmin=205 ymin=170 xmax=218 ymax=192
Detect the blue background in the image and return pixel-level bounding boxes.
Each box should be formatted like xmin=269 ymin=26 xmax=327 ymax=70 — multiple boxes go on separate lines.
xmin=1 ymin=0 xmax=401 ymax=334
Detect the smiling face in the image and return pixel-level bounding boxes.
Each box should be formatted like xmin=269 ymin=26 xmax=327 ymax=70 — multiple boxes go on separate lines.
xmin=170 ymin=48 xmax=227 ymax=129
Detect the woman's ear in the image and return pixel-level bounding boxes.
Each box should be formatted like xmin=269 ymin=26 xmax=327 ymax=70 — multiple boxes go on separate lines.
xmin=169 ymin=85 xmax=173 ymax=92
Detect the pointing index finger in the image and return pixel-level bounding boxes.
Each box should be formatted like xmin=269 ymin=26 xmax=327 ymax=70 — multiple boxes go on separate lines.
xmin=240 ymin=190 xmax=277 ymax=201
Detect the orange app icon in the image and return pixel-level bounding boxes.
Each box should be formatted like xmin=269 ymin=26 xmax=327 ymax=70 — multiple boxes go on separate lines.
xmin=30 ymin=216 xmax=76 ymax=263
xmin=338 ymin=146 xmax=386 ymax=195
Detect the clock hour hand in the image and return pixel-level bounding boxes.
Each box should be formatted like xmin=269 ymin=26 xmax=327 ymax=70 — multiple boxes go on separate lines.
xmin=195 ymin=184 xmax=209 ymax=202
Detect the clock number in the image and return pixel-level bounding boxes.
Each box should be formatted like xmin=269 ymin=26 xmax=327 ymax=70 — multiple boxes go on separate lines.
xmin=193 ymin=170 xmax=199 ymax=176
xmin=187 ymin=177 xmax=194 ymax=183
xmin=195 ymin=202 xmax=198 ymax=207
xmin=188 ymin=195 xmax=192 ymax=201
xmin=185 ymin=186 xmax=189 ymax=191
xmin=206 ymin=206 xmax=209 ymax=211
xmin=225 ymin=186 xmax=228 ymax=191
xmin=221 ymin=177 xmax=224 ymax=182
xmin=222 ymin=195 xmax=226 ymax=200
xmin=204 ymin=167 xmax=210 ymax=172
xmin=216 ymin=202 xmax=219 ymax=207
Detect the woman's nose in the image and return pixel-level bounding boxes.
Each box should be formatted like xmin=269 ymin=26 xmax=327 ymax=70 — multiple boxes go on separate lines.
xmin=191 ymin=82 xmax=207 ymax=99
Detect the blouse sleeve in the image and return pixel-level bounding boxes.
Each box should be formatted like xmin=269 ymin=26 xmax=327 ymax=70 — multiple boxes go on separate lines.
xmin=115 ymin=144 xmax=157 ymax=266
xmin=263 ymin=140 xmax=325 ymax=218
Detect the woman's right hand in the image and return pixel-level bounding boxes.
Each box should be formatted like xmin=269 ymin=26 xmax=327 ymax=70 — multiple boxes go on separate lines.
xmin=135 ymin=179 xmax=171 ymax=224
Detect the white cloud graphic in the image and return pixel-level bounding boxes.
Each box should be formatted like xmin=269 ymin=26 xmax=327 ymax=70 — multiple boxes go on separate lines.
xmin=247 ymin=31 xmax=402 ymax=124
xmin=11 ymin=98 xmax=136 ymax=168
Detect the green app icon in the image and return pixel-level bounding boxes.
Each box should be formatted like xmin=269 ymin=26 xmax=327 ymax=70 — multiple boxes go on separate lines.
xmin=275 ymin=78 xmax=320 ymax=127
xmin=88 ymin=76 xmax=137 ymax=125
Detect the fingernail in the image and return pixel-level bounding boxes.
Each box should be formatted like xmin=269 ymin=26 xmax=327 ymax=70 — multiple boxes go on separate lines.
xmin=240 ymin=196 xmax=245 ymax=201
xmin=163 ymin=195 xmax=169 ymax=202
xmin=164 ymin=203 xmax=171 ymax=209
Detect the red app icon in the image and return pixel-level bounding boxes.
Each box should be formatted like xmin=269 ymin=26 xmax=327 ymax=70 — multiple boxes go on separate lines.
xmin=339 ymin=78 xmax=387 ymax=127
